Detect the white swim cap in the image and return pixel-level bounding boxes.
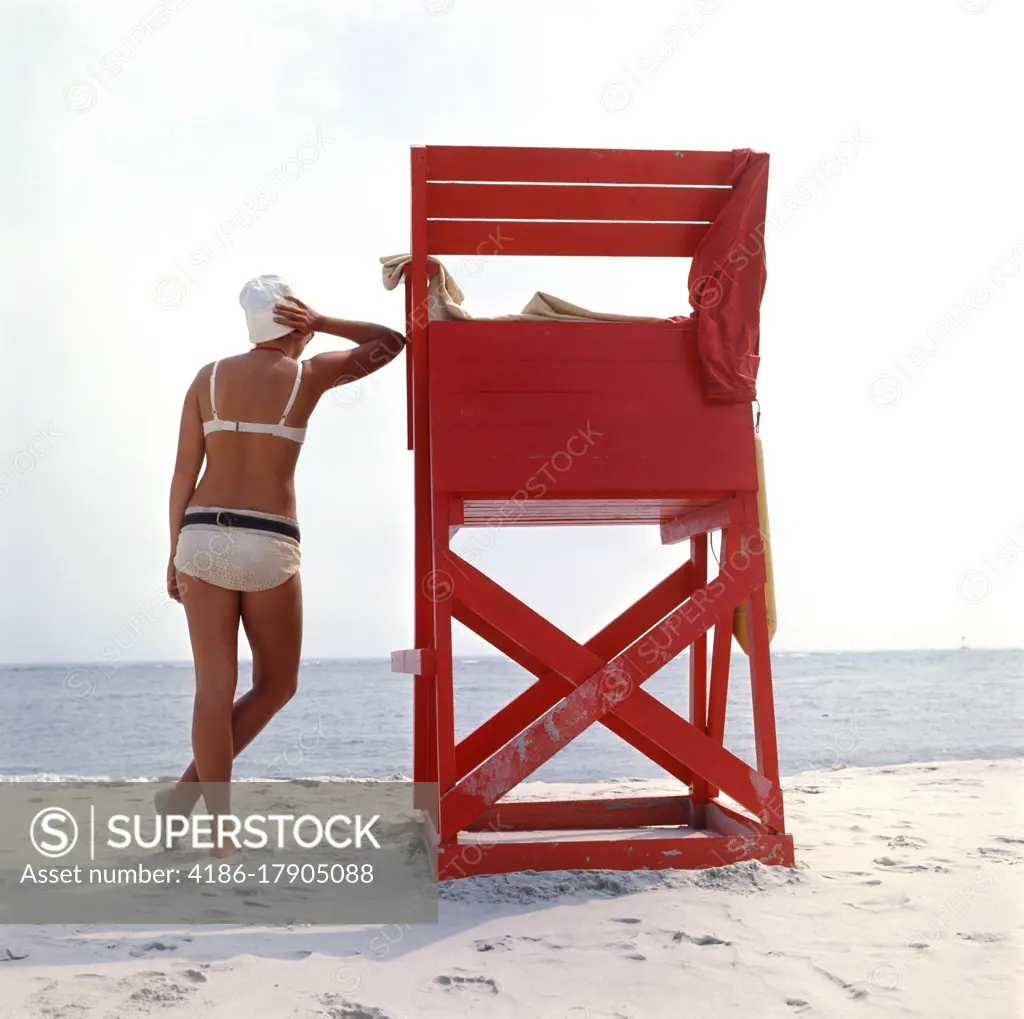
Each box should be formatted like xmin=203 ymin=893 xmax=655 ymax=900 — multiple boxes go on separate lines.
xmin=239 ymin=274 xmax=298 ymax=345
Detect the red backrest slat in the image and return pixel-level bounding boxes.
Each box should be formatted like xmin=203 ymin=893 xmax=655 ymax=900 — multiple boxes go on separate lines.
xmin=426 ymin=220 xmax=709 ymax=258
xmin=426 ymin=183 xmax=730 ymax=224
xmin=424 ymin=146 xmax=734 ymax=186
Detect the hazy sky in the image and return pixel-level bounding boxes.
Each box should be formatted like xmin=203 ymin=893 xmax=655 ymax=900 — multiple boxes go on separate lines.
xmin=1 ymin=0 xmax=1020 ymax=665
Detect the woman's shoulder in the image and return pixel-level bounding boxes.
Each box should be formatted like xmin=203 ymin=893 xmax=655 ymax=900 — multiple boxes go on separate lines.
xmin=183 ymin=360 xmax=220 ymax=395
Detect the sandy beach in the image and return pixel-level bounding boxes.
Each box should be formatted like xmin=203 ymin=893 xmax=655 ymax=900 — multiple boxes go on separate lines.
xmin=1 ymin=757 xmax=1021 ymax=1018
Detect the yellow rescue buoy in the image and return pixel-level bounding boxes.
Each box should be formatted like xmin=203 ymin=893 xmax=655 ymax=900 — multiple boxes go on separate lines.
xmin=733 ymin=433 xmax=777 ymax=654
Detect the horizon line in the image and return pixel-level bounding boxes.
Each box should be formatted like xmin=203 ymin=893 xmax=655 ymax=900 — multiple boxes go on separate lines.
xmin=1 ymin=646 xmax=1022 ymax=669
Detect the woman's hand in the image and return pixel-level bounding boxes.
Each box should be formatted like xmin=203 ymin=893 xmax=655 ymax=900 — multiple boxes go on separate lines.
xmin=167 ymin=556 xmax=184 ymax=604
xmin=273 ymin=296 xmax=322 ymax=337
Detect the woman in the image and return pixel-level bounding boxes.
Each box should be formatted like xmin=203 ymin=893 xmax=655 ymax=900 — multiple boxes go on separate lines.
xmin=160 ymin=274 xmax=404 ymax=851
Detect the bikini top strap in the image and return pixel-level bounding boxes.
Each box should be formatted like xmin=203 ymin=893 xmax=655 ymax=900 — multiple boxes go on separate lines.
xmin=209 ymin=360 xmax=221 ymax=419
xmin=279 ymin=359 xmax=303 ymax=425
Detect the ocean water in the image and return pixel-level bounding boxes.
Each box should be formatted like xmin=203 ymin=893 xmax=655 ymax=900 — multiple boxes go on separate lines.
xmin=0 ymin=650 xmax=1020 ymax=782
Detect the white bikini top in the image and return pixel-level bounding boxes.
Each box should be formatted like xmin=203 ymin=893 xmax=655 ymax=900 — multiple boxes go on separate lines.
xmin=203 ymin=359 xmax=307 ymax=444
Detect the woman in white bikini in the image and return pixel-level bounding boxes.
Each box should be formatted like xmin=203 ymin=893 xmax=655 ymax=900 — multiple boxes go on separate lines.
xmin=160 ymin=275 xmax=404 ymax=844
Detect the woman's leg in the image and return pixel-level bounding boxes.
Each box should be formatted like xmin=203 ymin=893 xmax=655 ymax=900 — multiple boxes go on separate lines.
xmin=175 ymin=569 xmax=241 ymax=850
xmin=168 ymin=573 xmax=302 ymax=813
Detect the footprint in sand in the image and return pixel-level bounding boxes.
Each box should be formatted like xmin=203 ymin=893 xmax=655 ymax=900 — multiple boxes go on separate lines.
xmin=315 ymin=995 xmax=396 ymax=1018
xmin=433 ymin=973 xmax=500 ymax=995
xmin=28 ymin=973 xmax=116 ymax=1017
xmin=516 ymin=933 xmax=571 ymax=951
xmin=117 ymin=971 xmax=199 ymax=1010
xmin=474 ymin=935 xmax=513 ymax=952
xmin=886 ymin=835 xmax=927 ymax=850
xmin=128 ymin=941 xmax=180 ymax=958
xmin=672 ymin=932 xmax=731 ymax=946
xmin=872 ymin=856 xmax=929 ymax=872
xmin=977 ymin=846 xmax=1020 ymax=863
xmin=813 ymin=966 xmax=867 ymax=1001
xmin=957 ymin=931 xmax=1006 ymax=943
xmin=785 ymin=999 xmax=810 ymax=1010
xmin=843 ymin=891 xmax=911 ymax=912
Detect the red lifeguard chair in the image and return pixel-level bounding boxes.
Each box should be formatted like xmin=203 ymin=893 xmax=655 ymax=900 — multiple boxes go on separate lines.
xmin=391 ymin=145 xmax=792 ymax=878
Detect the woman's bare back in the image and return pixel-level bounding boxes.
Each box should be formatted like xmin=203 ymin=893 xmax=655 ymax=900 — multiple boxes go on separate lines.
xmin=190 ymin=351 xmax=318 ymax=519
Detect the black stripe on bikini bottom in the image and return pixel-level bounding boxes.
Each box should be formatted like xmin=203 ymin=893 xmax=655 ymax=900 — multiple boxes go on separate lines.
xmin=182 ymin=510 xmax=300 ymax=542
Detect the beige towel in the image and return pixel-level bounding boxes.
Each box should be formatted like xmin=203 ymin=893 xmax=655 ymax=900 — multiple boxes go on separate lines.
xmin=506 ymin=291 xmax=665 ymax=324
xmin=380 ymin=253 xmax=470 ymax=321
xmin=381 ymin=254 xmax=667 ymax=324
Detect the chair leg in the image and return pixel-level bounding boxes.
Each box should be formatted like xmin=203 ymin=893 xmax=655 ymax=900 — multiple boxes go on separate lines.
xmin=689 ymin=534 xmax=708 ymax=823
xmin=746 ymin=526 xmax=782 ymax=829
xmin=432 ymin=496 xmax=457 ymax=805
xmin=706 ymin=526 xmax=737 ymax=800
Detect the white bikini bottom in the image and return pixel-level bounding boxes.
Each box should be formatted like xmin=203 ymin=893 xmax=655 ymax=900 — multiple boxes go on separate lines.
xmin=173 ymin=505 xmax=301 ymax=593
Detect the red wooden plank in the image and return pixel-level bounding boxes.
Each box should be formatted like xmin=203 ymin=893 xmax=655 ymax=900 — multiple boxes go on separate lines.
xmin=436 ymin=391 xmax=698 ymax=424
xmin=466 ymin=796 xmax=689 ymax=832
xmin=433 ymin=389 xmax=735 ymax=426
xmin=705 ymin=528 xmax=738 ymax=799
xmin=426 ymin=182 xmax=731 ymax=223
xmin=461 ymin=497 xmax=721 ymax=527
xmin=429 ymin=319 xmax=697 ymax=357
xmin=661 ymin=498 xmax=743 ymax=545
xmin=431 ymin=452 xmax=757 ymax=499
xmin=746 ymin=566 xmax=781 ymax=790
xmin=430 ymin=320 xmax=697 ymax=359
xmin=432 ymin=359 xmax=706 ymax=396
xmin=403 ymin=275 xmax=413 ymax=450
xmin=427 ymin=219 xmax=708 ymax=258
xmin=690 ymin=535 xmax=709 ymax=814
xmin=431 ymin=420 xmax=753 ymax=462
xmin=433 ymin=358 xmax=701 ymax=388
xmin=424 ymin=146 xmax=736 ymax=186
xmin=432 ymin=495 xmax=457 ymax=795
xmin=707 ymin=526 xmax=738 ymax=757
xmin=436 ymin=832 xmax=794 ymax=879
xmin=390 ymin=649 xmax=436 ymax=675
xmin=410 ymin=146 xmax=435 ymax=787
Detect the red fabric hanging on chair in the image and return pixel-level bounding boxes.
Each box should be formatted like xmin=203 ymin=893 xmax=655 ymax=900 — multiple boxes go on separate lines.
xmin=671 ymin=148 xmax=769 ymax=403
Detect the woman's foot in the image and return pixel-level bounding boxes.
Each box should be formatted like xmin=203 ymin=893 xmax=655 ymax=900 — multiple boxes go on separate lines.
xmin=153 ymin=787 xmax=185 ymax=850
xmin=153 ymin=787 xmax=172 ymax=816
